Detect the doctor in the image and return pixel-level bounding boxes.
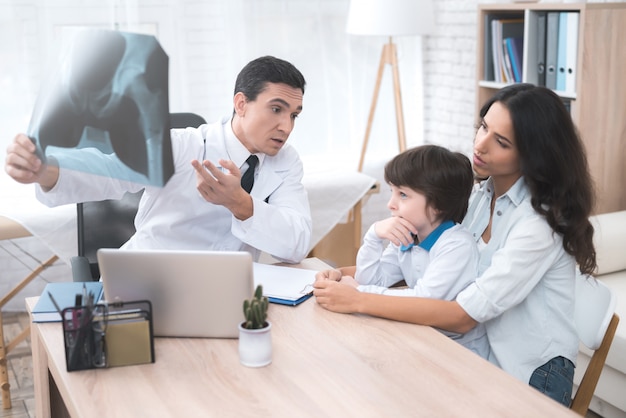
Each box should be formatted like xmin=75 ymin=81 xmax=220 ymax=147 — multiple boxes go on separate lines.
xmin=5 ymin=55 xmax=312 ymax=264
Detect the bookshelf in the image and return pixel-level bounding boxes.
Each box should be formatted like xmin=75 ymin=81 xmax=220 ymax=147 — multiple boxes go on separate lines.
xmin=475 ymin=2 xmax=626 ymax=214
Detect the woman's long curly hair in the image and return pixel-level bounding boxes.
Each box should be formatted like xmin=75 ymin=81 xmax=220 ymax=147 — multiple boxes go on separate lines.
xmin=479 ymin=84 xmax=597 ymax=275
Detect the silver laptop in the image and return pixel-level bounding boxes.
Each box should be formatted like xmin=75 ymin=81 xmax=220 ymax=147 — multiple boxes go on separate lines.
xmin=97 ymin=249 xmax=254 ymax=338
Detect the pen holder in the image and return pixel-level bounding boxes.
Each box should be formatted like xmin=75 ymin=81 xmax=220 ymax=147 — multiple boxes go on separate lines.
xmin=61 ymin=300 xmax=155 ymax=372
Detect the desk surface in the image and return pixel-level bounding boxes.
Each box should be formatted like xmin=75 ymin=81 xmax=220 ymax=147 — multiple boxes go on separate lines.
xmin=27 ymin=259 xmax=577 ymax=418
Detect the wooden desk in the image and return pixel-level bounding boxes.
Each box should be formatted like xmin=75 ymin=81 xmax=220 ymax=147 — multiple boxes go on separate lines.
xmin=27 ymin=259 xmax=577 ymax=417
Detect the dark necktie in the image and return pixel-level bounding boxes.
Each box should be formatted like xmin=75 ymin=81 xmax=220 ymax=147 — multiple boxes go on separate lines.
xmin=240 ymin=155 xmax=258 ymax=193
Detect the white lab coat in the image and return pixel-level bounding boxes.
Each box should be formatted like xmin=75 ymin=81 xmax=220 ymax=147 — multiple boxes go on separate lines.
xmin=36 ymin=116 xmax=312 ymax=263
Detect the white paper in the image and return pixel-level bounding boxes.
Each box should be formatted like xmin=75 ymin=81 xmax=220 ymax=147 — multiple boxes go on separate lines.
xmin=253 ymin=263 xmax=317 ymax=302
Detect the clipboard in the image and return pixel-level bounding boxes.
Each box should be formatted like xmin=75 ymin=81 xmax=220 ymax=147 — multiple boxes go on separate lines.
xmin=61 ymin=300 xmax=155 ymax=372
xmin=253 ymin=263 xmax=316 ymax=306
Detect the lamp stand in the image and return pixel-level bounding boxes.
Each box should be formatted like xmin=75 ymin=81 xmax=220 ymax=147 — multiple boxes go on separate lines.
xmin=357 ymin=37 xmax=407 ymax=172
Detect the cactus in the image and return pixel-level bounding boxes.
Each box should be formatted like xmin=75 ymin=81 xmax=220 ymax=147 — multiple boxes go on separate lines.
xmin=242 ymin=285 xmax=269 ymax=329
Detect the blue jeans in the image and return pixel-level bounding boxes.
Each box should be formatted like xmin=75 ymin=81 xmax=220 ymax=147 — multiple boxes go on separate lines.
xmin=528 ymin=356 xmax=575 ymax=407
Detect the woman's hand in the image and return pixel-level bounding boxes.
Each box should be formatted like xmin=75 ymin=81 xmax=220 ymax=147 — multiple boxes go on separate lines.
xmin=313 ymin=280 xmax=361 ymax=313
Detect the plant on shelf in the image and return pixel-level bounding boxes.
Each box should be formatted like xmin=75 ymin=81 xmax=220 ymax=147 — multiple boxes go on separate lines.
xmin=242 ymin=285 xmax=269 ymax=330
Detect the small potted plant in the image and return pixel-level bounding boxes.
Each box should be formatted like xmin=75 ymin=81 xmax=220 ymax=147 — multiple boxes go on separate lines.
xmin=238 ymin=285 xmax=272 ymax=367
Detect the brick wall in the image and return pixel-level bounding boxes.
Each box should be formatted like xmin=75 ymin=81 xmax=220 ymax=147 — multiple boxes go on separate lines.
xmin=423 ymin=0 xmax=479 ymax=156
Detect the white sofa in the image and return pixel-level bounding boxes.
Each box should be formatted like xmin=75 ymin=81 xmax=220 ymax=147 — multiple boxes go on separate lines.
xmin=574 ymin=210 xmax=626 ymax=418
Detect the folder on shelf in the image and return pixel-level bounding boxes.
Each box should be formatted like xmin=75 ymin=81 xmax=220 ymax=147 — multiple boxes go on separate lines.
xmin=536 ymin=11 xmax=547 ymax=86
xmin=556 ymin=12 xmax=568 ymax=91
xmin=545 ymin=11 xmax=560 ymax=90
xmin=565 ymin=12 xmax=579 ymax=95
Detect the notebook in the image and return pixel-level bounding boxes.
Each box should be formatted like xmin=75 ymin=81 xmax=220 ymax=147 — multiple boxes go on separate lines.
xmin=253 ymin=263 xmax=316 ymax=306
xmin=32 ymin=281 xmax=104 ymax=323
xmin=97 ymin=249 xmax=254 ymax=338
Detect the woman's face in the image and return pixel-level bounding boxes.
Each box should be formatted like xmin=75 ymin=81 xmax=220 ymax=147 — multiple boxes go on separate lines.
xmin=473 ymin=101 xmax=522 ymax=194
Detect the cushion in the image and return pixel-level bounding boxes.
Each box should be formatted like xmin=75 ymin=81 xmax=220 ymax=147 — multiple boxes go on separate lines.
xmin=590 ymin=211 xmax=626 ymax=275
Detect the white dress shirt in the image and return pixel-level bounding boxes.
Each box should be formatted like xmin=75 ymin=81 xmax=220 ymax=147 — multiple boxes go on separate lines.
xmin=457 ymin=177 xmax=578 ymax=383
xmin=36 ymin=116 xmax=312 ymax=263
xmin=355 ymin=222 xmax=489 ymax=358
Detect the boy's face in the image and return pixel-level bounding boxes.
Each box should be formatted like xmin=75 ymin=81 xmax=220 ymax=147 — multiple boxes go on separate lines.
xmin=232 ymin=82 xmax=303 ymax=156
xmin=387 ymin=184 xmax=440 ymax=241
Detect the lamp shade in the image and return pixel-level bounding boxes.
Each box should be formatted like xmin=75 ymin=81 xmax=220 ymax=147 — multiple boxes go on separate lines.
xmin=346 ymin=0 xmax=435 ymax=36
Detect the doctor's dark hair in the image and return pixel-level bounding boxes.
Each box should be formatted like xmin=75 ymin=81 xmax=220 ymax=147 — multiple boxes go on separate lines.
xmin=233 ymin=56 xmax=306 ymax=101
xmin=384 ymin=145 xmax=473 ymax=224
xmin=478 ymin=83 xmax=596 ymax=275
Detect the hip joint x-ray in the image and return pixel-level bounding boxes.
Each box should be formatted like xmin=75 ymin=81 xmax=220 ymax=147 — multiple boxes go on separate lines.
xmin=28 ymin=29 xmax=174 ymax=187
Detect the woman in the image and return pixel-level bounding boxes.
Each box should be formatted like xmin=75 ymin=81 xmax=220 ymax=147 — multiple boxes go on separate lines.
xmin=313 ymin=83 xmax=596 ymax=407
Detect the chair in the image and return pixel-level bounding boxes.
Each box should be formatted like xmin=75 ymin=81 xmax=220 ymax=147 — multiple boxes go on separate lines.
xmin=71 ymin=112 xmax=207 ymax=281
xmin=570 ymin=274 xmax=620 ymax=416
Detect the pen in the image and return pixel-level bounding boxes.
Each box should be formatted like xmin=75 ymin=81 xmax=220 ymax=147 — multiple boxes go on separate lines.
xmin=48 ymin=291 xmax=62 ymax=315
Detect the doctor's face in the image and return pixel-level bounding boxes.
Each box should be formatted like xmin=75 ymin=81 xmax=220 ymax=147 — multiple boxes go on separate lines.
xmin=232 ymin=82 xmax=303 ymax=156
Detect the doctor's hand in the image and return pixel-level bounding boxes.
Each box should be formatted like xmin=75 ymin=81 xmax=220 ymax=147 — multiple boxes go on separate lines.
xmin=374 ymin=217 xmax=417 ymax=248
xmin=191 ymin=158 xmax=253 ymax=220
xmin=5 ymin=133 xmax=59 ymax=190
xmin=313 ymin=280 xmax=361 ymax=313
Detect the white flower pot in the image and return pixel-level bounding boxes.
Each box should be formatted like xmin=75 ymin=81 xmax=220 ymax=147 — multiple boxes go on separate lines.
xmin=238 ymin=321 xmax=272 ymax=367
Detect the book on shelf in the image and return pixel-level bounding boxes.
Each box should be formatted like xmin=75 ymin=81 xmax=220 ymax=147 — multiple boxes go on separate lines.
xmin=490 ymin=17 xmax=524 ymax=83
xmin=501 ymin=39 xmax=515 ymax=83
xmin=505 ymin=37 xmax=524 ymax=83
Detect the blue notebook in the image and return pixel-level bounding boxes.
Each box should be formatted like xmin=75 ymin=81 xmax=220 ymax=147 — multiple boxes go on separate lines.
xmin=32 ymin=282 xmax=104 ymax=323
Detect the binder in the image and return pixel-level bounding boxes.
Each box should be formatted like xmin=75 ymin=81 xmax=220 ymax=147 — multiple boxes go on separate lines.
xmin=556 ymin=12 xmax=568 ymax=91
xmin=545 ymin=12 xmax=560 ymax=89
xmin=536 ymin=12 xmax=547 ymax=86
xmin=484 ymin=14 xmax=496 ymax=81
xmin=565 ymin=12 xmax=579 ymax=94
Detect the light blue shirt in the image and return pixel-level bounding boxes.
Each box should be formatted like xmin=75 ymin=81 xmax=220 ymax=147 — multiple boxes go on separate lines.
xmin=457 ymin=177 xmax=578 ymax=383
xmin=355 ymin=222 xmax=489 ymax=359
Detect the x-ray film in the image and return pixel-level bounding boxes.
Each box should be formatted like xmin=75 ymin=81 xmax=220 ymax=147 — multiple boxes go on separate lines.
xmin=28 ymin=29 xmax=173 ymax=187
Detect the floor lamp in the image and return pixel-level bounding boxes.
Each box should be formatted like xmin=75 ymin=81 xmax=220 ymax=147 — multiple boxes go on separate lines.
xmin=346 ymin=0 xmax=435 ymax=172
